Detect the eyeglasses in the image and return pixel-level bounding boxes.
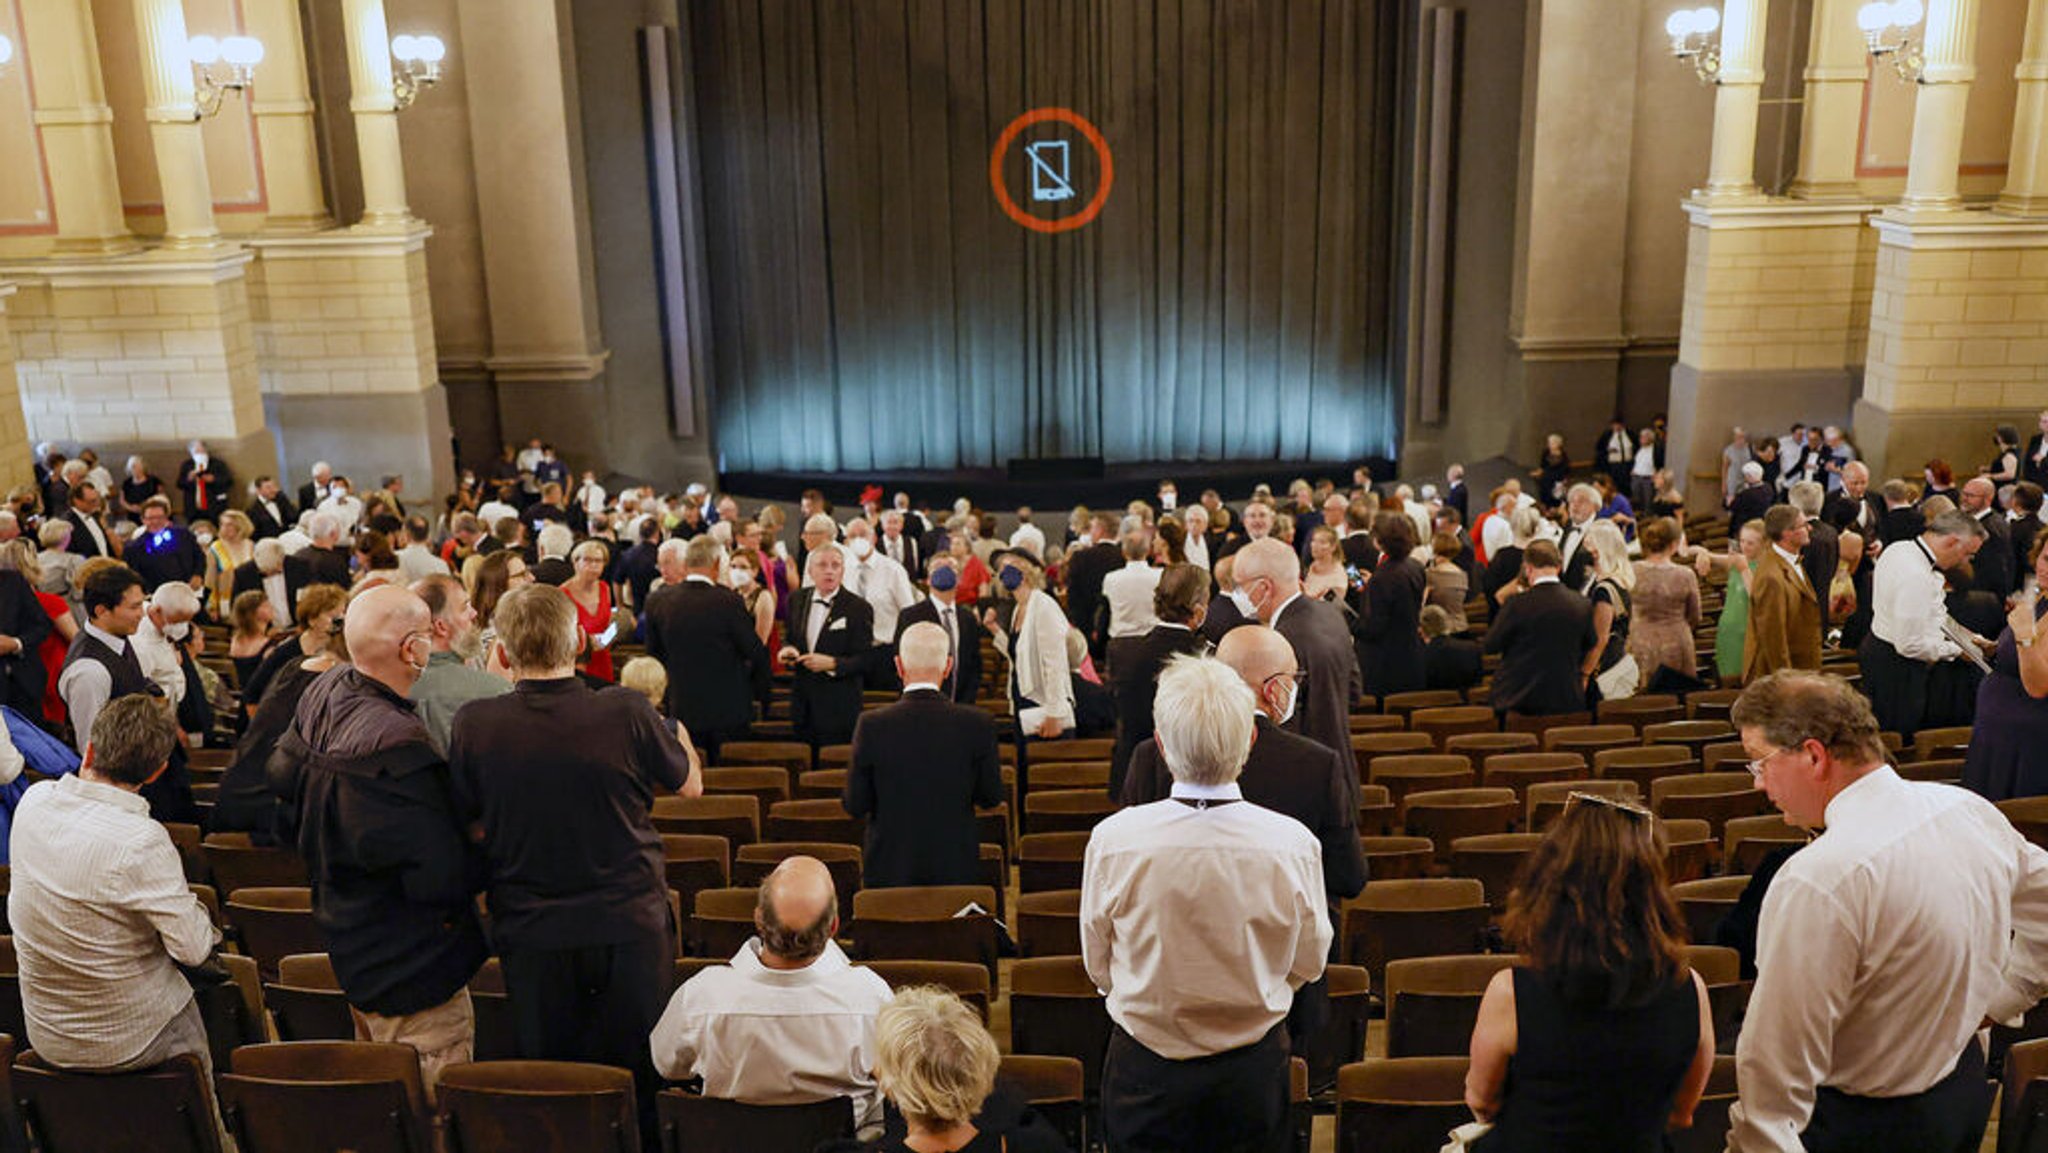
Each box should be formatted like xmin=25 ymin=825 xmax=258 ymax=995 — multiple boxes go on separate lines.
xmin=1746 ymin=746 xmax=1802 ymax=780
xmin=1262 ymin=669 xmax=1309 ymax=689
xmin=1564 ymin=790 xmax=1652 ymax=821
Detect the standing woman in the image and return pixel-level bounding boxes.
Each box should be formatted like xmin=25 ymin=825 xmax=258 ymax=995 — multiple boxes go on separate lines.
xmin=1465 ymin=794 xmax=1714 ymax=1150
xmin=1988 ymin=425 xmax=2024 ymax=487
xmin=1628 ymin=518 xmax=1704 ymax=690
xmin=1533 ymin=433 xmax=1571 ymax=510
xmin=0 ymin=540 xmax=77 ymax=730
xmin=562 ymin=538 xmax=617 ymax=681
xmin=1923 ymin=459 xmax=1959 ymax=507
xmin=1425 ymin=532 xmax=1471 ymax=635
xmin=725 ymin=546 xmax=780 ymax=675
xmin=1580 ymin=521 xmax=1635 ymax=702
xmin=987 ymin=550 xmax=1074 ymax=742
xmin=1358 ymin=515 xmax=1428 ymax=697
xmin=1109 ymin=563 xmax=1209 ymax=798
xmin=1710 ymin=520 xmax=1765 ymax=686
xmin=1966 ymin=538 xmax=2048 ymax=799
xmin=1303 ymin=526 xmax=1349 ymax=602
xmin=206 ymin=509 xmax=256 ymax=616
xmin=119 ymin=455 xmax=164 ymax=524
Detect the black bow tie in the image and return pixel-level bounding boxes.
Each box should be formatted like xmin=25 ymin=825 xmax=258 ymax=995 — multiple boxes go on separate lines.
xmin=815 ymin=597 xmax=834 ymax=609
xmin=1173 ymin=797 xmax=1240 ymax=810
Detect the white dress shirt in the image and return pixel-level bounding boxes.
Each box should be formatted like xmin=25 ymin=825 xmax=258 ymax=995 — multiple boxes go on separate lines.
xmin=648 ymin=939 xmax=894 ymax=1128
xmin=8 ymin=775 xmax=220 ymax=1068
xmin=1080 ymin=783 xmax=1331 ymax=1059
xmin=1728 ymin=767 xmax=2048 ymax=1151
xmin=1869 ymin=538 xmax=1961 ymax=661
xmin=1480 ymin=513 xmax=1515 ymax=558
xmin=130 ymin=615 xmax=188 ymax=708
xmin=396 ymin=543 xmax=450 ymax=582
xmin=320 ymin=493 xmax=364 ymax=535
xmin=1771 ymin=543 xmax=1809 ymax=590
xmin=1184 ymin=535 xmax=1211 ymax=572
xmin=1102 ymin=560 xmax=1163 ymax=638
xmin=1009 ymin=522 xmax=1047 ymax=559
xmin=844 ymin=553 xmax=915 ymax=640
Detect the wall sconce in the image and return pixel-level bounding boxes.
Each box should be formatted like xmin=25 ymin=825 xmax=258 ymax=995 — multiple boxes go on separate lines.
xmin=1665 ymin=7 xmax=1723 ymax=83
xmin=388 ymin=34 xmax=445 ymax=110
xmin=1858 ymin=0 xmax=1925 ymax=81
xmin=187 ymin=33 xmax=263 ymax=118
xmin=0 ymin=33 xmax=15 ymax=77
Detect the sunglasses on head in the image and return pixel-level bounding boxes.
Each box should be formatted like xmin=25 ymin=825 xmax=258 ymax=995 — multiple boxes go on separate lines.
xmin=1564 ymin=790 xmax=1652 ymax=821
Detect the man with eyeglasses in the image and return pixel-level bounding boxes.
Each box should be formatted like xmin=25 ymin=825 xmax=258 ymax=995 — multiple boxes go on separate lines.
xmin=1726 ymin=671 xmax=2048 ymax=1153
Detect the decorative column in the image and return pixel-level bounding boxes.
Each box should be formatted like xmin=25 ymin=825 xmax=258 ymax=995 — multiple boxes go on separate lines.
xmin=132 ymin=0 xmax=219 ymax=246
xmin=1999 ymin=0 xmax=2048 ymax=215
xmin=243 ymin=0 xmax=330 ymax=229
xmin=17 ymin=0 xmax=131 ymax=252
xmin=1899 ymin=0 xmax=1982 ymax=212
xmin=1702 ymin=0 xmax=1771 ymax=200
xmin=340 ymin=0 xmax=412 ymax=226
xmin=1790 ymin=0 xmax=1871 ymax=199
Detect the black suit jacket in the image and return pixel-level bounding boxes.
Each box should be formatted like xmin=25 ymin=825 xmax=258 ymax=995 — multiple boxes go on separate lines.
xmin=1063 ymin=541 xmax=1121 ymax=644
xmin=2016 ymin=516 xmax=2042 ymax=578
xmin=231 ymin=556 xmax=313 ymax=615
xmin=2026 ymin=435 xmax=2048 ymax=488
xmin=877 ymin=532 xmax=922 ymax=577
xmin=1199 ymin=594 xmax=1247 ymax=647
xmin=301 ymin=546 xmax=351 ymax=590
xmin=1558 ymin=522 xmax=1595 ymax=593
xmin=1120 ymin=718 xmax=1366 ymax=904
xmin=296 ymin=482 xmax=332 ymax=515
xmin=1879 ymin=505 xmax=1925 ymax=547
xmin=1339 ymin=533 xmax=1380 ymax=575
xmin=844 ymin=689 xmax=1003 ymax=888
xmin=1445 ymin=483 xmax=1468 ymax=524
xmin=1801 ymin=520 xmax=1841 ymax=632
xmin=1423 ymin=637 xmax=1484 ymax=692
xmin=1483 ymin=581 xmax=1595 ymax=716
xmin=1972 ymin=511 xmax=2016 ymax=598
xmin=895 ymin=597 xmax=982 ymax=703
xmin=175 ymin=456 xmax=233 ymax=518
xmin=644 ymin=579 xmax=771 ymax=742
xmin=1728 ymin=484 xmax=1774 ymax=532
xmin=246 ymin=495 xmax=297 ymax=540
xmin=0 ymin=570 xmax=51 ymax=713
xmin=63 ymin=510 xmax=114 ymax=558
xmin=1109 ymin=624 xmax=1209 ymax=797
xmin=1823 ymin=491 xmax=1883 ymax=537
xmin=1273 ymin=596 xmax=1363 ymax=793
xmin=787 ymin=586 xmax=877 ymax=746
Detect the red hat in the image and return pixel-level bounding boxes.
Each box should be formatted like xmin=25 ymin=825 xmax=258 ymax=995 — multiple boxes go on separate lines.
xmin=860 ymin=485 xmax=885 ymax=506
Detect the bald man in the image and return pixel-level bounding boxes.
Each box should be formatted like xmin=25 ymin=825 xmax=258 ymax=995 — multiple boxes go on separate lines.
xmin=1960 ymin=476 xmax=2015 ymax=597
xmin=271 ymin=585 xmax=487 ymax=1090
xmin=1231 ymin=538 xmax=1363 ymax=793
xmin=650 ymin=856 xmax=895 ymax=1133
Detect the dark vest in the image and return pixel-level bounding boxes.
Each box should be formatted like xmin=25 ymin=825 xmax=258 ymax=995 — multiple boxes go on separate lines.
xmin=61 ymin=629 xmax=195 ymax=824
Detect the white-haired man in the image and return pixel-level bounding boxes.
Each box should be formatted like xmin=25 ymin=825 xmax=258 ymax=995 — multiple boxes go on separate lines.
xmin=795 ymin=512 xmax=839 ymax=585
xmin=1231 ymin=539 xmax=1362 ymax=793
xmin=301 ymin=510 xmax=352 ymax=589
xmin=1082 ymin=654 xmax=1330 ymax=1153
xmin=532 ymin=523 xmax=575 ymax=586
xmin=778 ymin=544 xmax=877 ymax=750
xmin=131 ymin=582 xmax=200 ymax=709
xmin=296 ymin=461 xmax=335 ymax=518
xmin=1730 ymin=461 xmax=1774 ymax=530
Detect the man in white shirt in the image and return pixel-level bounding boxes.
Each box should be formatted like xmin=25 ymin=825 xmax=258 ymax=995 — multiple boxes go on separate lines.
xmin=1101 ymin=529 xmax=1162 ymax=675
xmin=1008 ymin=506 xmax=1047 ymax=560
xmin=130 ymin=581 xmax=200 ymax=708
xmin=840 ymin=517 xmax=915 ymax=643
xmin=1728 ymin=671 xmax=2048 ymax=1153
xmin=319 ymin=477 xmax=364 ymax=535
xmin=1857 ymin=511 xmax=1989 ymax=741
xmin=10 ymin=695 xmax=220 ymax=1075
xmin=649 ymin=856 xmax=894 ymax=1133
xmin=395 ymin=516 xmax=451 ymax=583
xmin=1082 ymin=655 xmax=1329 ymax=1153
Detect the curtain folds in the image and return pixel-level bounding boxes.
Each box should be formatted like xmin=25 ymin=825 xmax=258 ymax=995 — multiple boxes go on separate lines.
xmin=688 ymin=0 xmax=1400 ymax=474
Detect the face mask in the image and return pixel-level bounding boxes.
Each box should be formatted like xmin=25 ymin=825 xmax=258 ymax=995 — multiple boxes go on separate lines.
xmin=1230 ymin=586 xmax=1259 ymax=619
xmin=730 ymin=568 xmax=754 ymax=589
xmin=195 ymin=532 xmax=214 ymax=547
xmin=999 ymin=566 xmax=1024 ymax=591
xmin=165 ymin=623 xmax=191 ymax=643
xmin=1273 ymin=679 xmax=1299 ymax=725
xmin=930 ymin=566 xmax=959 ymax=592
xmin=848 ymin=536 xmax=873 ymax=559
xmin=1160 ymin=490 xmax=1177 ymax=510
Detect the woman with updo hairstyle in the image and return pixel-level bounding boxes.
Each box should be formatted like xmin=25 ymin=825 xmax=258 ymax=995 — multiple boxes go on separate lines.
xmin=1628 ymin=517 xmax=1703 ymax=689
xmin=1358 ymin=513 xmax=1427 ymax=697
xmin=824 ymin=985 xmax=1068 ymax=1152
xmin=1464 ymin=794 xmax=1714 ymax=1151
xmin=1425 ymin=531 xmax=1470 ymax=634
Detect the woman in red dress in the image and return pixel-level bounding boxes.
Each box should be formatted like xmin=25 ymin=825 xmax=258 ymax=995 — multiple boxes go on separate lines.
xmin=563 ymin=540 xmax=617 ymax=681
xmin=2 ymin=541 xmax=77 ymax=728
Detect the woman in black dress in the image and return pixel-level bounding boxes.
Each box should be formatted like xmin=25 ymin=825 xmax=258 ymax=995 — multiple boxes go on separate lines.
xmin=119 ymin=455 xmax=164 ymax=522
xmin=1534 ymin=433 xmax=1571 ymax=510
xmin=1357 ymin=514 xmax=1427 ymax=697
xmin=1966 ymin=537 xmax=2048 ymax=800
xmin=1467 ymin=794 xmax=1714 ymax=1152
xmin=1987 ymin=424 xmax=2023 ymax=487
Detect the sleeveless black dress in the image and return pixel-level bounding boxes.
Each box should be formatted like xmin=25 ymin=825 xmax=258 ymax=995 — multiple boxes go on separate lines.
xmin=1471 ymin=967 xmax=1700 ymax=1153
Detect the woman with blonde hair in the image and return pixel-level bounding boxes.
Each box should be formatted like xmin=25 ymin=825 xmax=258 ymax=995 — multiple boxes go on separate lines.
xmin=1580 ymin=520 xmax=1635 ymax=701
xmin=240 ymin=583 xmax=350 ymax=712
xmin=828 ymin=985 xmax=1068 ymax=1152
xmin=561 ymin=538 xmax=617 ymax=680
xmin=206 ymin=509 xmax=256 ymax=611
xmin=1465 ymin=794 xmax=1713 ymax=1150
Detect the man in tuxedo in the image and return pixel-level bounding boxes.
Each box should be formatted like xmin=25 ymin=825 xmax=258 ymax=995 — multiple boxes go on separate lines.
xmin=1557 ymin=484 xmax=1602 ymax=593
xmin=1823 ymin=461 xmax=1884 ymax=543
xmin=779 ymin=544 xmax=877 ymax=750
xmin=1063 ymin=512 xmax=1122 ymax=660
xmin=1483 ymin=540 xmax=1596 ymax=717
xmin=1877 ymin=478 xmax=1926 ymax=546
xmin=1788 ymin=481 xmax=1841 ymax=634
xmin=842 ymin=622 xmax=1003 ymax=890
xmin=1744 ymin=505 xmax=1824 ymax=682
xmin=1110 ymin=563 xmax=1211 ymax=798
xmin=2026 ymin=410 xmax=2048 ymax=488
xmin=1200 ymin=556 xmax=1248 ymax=646
xmin=1421 ymin=605 xmax=1484 ymax=691
xmin=644 ymin=537 xmax=769 ymax=760
xmin=296 ymin=461 xmax=335 ymax=516
xmin=1443 ymin=464 xmax=1468 ymax=525
xmin=232 ymin=539 xmax=312 ymax=624
xmin=875 ymin=509 xmax=922 ymax=575
xmin=246 ymin=475 xmax=296 ymax=540
xmin=299 ymin=512 xmax=353 ymax=590
xmin=174 ymin=440 xmax=233 ymax=521
xmin=1961 ymin=477 xmax=2015 ymax=598
xmin=63 ymin=483 xmax=117 ymax=559
xmin=1339 ymin=500 xmax=1379 ymax=575
xmin=1232 ymin=539 xmax=1363 ymax=795
xmin=895 ymin=554 xmax=983 ymax=703
xmin=1729 ymin=462 xmax=1774 ymax=531
xmin=1596 ymin=417 xmax=1634 ymax=492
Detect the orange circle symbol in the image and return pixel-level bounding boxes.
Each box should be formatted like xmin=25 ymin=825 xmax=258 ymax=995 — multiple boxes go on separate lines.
xmin=989 ymin=108 xmax=1114 ymax=234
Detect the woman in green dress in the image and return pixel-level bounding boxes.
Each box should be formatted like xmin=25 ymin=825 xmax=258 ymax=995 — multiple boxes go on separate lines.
xmin=1709 ymin=519 xmax=1765 ymax=685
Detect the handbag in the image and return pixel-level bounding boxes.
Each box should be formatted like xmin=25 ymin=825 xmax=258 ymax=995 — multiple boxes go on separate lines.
xmin=1596 ymin=652 xmax=1641 ymax=700
xmin=1440 ymin=1120 xmax=1493 ymax=1152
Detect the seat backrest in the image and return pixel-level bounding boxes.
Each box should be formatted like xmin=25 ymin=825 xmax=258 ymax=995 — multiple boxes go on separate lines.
xmin=1542 ymin=724 xmax=1636 ymax=751
xmin=224 ymin=888 xmax=325 ymax=982
xmin=1368 ymin=754 xmax=1474 ymax=781
xmin=1594 ymin=744 xmax=1694 ymax=770
xmin=1442 ymin=732 xmax=1540 ymax=758
xmin=1028 ymin=762 xmax=1110 ymax=791
xmin=1650 ymin=771 xmax=1758 ymax=806
xmin=1356 ymin=836 xmax=1437 ymax=881
xmin=656 ymin=1091 xmax=854 ymax=1153
xmin=1525 ymin=779 xmax=1639 ymax=828
xmin=1383 ymin=955 xmax=1515 ymax=1059
xmin=1007 ymin=958 xmax=1111 ymax=1100
xmin=858 ymin=960 xmax=991 ymax=1019
xmin=1643 ymin=720 xmax=1736 ymax=744
xmin=652 ymin=796 xmax=761 ymax=845
xmin=851 ymin=885 xmax=997 ymax=921
xmin=1014 ymin=890 xmax=1083 ymax=959
xmin=1340 ymin=882 xmax=1489 ymax=986
xmin=1017 ymin=831 xmax=1092 ymax=863
xmin=1682 ymin=944 xmax=1742 ymax=986
xmin=15 ymin=1050 xmax=224 ymax=1153
xmin=220 ymin=1074 xmax=428 ymax=1153
xmin=200 ymin=840 xmax=310 ymax=897
xmin=2001 ymin=1037 xmax=2048 ymax=1153
xmin=1335 ymin=1057 xmax=1473 ymax=1153
xmin=437 ymin=1061 xmax=639 ymax=1153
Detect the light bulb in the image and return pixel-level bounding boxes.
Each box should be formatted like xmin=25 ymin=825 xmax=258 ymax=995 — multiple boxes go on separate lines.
xmin=1857 ymin=2 xmax=1889 ymax=30
xmin=1691 ymin=6 xmax=1720 ymax=33
xmin=390 ymin=34 xmax=419 ymax=62
xmin=0 ymin=34 xmax=14 ymax=67
xmin=1890 ymin=0 xmax=1923 ymax=26
xmin=187 ymin=34 xmax=221 ymax=65
xmin=1666 ymin=9 xmax=1696 ymax=37
xmin=220 ymin=35 xmax=263 ymax=67
xmin=417 ymin=34 xmax=446 ymax=64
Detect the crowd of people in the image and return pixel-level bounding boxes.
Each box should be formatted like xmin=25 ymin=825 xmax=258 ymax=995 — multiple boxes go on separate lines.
xmin=0 ymin=425 xmax=2043 ymax=1152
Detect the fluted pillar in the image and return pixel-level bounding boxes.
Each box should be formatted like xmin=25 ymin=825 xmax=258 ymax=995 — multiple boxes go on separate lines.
xmin=1790 ymin=0 xmax=1871 ymax=199
xmin=18 ymin=0 xmax=132 ymax=251
xmin=1999 ymin=0 xmax=2048 ymax=215
xmin=1900 ymin=0 xmax=1982 ymax=212
xmin=1702 ymin=0 xmax=1770 ymax=200
xmin=132 ymin=0 xmax=219 ymax=246
xmin=243 ymin=0 xmax=330 ymax=229
xmin=340 ymin=0 xmax=411 ymax=226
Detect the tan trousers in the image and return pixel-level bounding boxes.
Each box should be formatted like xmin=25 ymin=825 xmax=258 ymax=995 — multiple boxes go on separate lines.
xmin=351 ymin=987 xmax=474 ymax=1100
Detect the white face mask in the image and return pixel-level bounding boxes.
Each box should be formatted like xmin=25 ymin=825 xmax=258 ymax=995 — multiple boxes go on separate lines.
xmin=848 ymin=536 xmax=873 ymax=559
xmin=730 ymin=568 xmax=754 ymax=589
xmin=194 ymin=532 xmax=214 ymax=547
xmin=1230 ymin=586 xmax=1259 ymax=620
xmin=1273 ymin=679 xmax=1299 ymax=725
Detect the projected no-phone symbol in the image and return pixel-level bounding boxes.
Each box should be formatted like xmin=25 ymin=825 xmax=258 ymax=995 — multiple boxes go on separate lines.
xmin=991 ymin=108 xmax=1113 ymax=234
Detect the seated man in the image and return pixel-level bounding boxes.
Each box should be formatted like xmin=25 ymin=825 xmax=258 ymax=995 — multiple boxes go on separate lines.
xmin=649 ymin=856 xmax=894 ymax=1133
xmin=9 ymin=695 xmax=219 ymax=1073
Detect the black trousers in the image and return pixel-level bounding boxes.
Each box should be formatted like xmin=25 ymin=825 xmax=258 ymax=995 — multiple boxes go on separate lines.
xmin=1857 ymin=634 xmax=1933 ymax=743
xmin=1802 ymin=1041 xmax=1992 ymax=1153
xmin=1101 ymin=1022 xmax=1290 ymax=1153
xmin=500 ymin=929 xmax=674 ymax=1145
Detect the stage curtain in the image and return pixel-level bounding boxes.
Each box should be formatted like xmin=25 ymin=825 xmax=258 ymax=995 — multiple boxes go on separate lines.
xmin=685 ymin=0 xmax=1399 ymax=474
